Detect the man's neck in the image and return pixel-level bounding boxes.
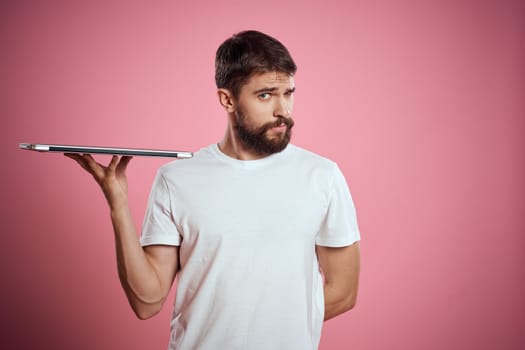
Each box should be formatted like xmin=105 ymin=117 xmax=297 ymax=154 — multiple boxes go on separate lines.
xmin=218 ymin=126 xmax=268 ymax=160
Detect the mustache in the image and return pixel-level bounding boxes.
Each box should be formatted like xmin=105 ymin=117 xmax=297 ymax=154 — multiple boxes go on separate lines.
xmin=261 ymin=117 xmax=294 ymax=132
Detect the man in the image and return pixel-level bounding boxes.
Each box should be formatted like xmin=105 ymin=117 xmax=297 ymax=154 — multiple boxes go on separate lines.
xmin=67 ymin=30 xmax=360 ymax=350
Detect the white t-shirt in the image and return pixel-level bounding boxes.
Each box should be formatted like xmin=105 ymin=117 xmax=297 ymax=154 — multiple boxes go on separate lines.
xmin=141 ymin=144 xmax=360 ymax=350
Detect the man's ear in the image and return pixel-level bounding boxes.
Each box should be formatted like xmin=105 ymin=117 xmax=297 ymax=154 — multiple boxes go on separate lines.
xmin=217 ymin=88 xmax=235 ymax=113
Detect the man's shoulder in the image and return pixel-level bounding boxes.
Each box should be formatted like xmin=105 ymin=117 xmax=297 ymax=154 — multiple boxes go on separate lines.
xmin=287 ymin=144 xmax=338 ymax=170
xmin=157 ymin=144 xmax=216 ymax=176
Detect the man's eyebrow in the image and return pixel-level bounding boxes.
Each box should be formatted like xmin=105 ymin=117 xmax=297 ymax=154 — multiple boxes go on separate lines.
xmin=253 ymin=86 xmax=296 ymax=94
xmin=253 ymin=87 xmax=278 ymax=94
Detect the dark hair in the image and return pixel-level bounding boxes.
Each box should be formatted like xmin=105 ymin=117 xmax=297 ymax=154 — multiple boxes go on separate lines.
xmin=215 ymin=30 xmax=297 ymax=98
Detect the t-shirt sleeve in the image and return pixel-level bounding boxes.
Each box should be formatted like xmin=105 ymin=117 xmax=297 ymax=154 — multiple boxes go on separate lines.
xmin=316 ymin=164 xmax=361 ymax=247
xmin=140 ymin=169 xmax=182 ymax=247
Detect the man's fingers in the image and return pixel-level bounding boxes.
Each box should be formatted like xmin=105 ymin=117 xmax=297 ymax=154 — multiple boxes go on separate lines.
xmin=64 ymin=153 xmax=83 ymax=163
xmin=64 ymin=153 xmax=91 ymax=172
xmin=108 ymin=155 xmax=119 ymax=171
xmin=65 ymin=153 xmax=131 ymax=181
xmin=82 ymin=154 xmax=99 ymax=168
xmin=81 ymin=154 xmax=107 ymax=179
xmin=116 ymin=156 xmax=133 ymax=174
xmin=65 ymin=153 xmax=106 ymax=179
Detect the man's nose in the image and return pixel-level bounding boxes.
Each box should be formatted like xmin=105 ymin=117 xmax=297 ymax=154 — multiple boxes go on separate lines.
xmin=274 ymin=99 xmax=291 ymax=119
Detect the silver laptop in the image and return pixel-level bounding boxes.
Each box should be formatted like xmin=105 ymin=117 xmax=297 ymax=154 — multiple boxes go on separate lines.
xmin=20 ymin=143 xmax=193 ymax=158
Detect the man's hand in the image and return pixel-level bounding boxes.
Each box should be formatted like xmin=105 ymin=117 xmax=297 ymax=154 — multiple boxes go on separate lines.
xmin=65 ymin=154 xmax=132 ymax=209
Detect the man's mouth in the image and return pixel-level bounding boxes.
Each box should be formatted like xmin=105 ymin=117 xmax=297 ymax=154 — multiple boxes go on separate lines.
xmin=272 ymin=123 xmax=287 ymax=130
xmin=260 ymin=117 xmax=294 ymax=135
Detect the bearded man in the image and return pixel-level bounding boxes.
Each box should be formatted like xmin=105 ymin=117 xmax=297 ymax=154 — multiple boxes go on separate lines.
xmin=67 ymin=30 xmax=361 ymax=350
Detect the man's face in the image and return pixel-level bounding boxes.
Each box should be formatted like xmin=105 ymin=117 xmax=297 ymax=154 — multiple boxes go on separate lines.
xmin=233 ymin=71 xmax=295 ymax=156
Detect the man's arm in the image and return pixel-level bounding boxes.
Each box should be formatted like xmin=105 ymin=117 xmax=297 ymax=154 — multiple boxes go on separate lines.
xmin=66 ymin=154 xmax=178 ymax=319
xmin=317 ymin=242 xmax=360 ymax=321
xmin=111 ymin=202 xmax=179 ymax=319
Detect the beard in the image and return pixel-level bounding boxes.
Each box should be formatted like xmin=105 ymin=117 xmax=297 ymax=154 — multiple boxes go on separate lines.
xmin=234 ymin=110 xmax=294 ymax=156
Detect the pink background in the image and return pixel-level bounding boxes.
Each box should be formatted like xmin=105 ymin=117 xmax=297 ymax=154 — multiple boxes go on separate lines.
xmin=1 ymin=0 xmax=524 ymax=349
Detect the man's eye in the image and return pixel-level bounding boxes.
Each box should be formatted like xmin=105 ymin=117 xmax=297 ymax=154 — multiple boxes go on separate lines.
xmin=259 ymin=93 xmax=271 ymax=100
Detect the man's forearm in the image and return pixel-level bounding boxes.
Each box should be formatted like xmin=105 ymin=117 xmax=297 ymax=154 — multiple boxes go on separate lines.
xmin=323 ymin=283 xmax=357 ymax=321
xmin=110 ymin=202 xmax=165 ymax=317
xmin=317 ymin=244 xmax=360 ymax=321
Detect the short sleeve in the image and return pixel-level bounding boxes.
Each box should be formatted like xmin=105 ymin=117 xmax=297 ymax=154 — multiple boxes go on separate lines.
xmin=140 ymin=169 xmax=182 ymax=247
xmin=315 ymin=165 xmax=361 ymax=247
